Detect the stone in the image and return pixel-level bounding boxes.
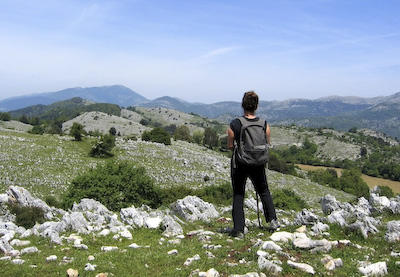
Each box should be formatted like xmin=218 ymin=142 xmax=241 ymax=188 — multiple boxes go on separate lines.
xmin=11 ymin=258 xmax=25 ymax=265
xmin=261 ymin=241 xmax=282 ymax=251
xmin=269 ymin=231 xmax=293 ymax=243
xmin=84 ymin=263 xmax=97 ymax=271
xmin=162 ymin=215 xmax=183 ymax=236
xmin=128 ymin=243 xmax=141 ymax=249
xmin=171 ymin=196 xmax=219 ymax=222
xmin=287 ymin=260 xmax=315 ymax=274
xmin=66 ymin=268 xmax=79 ymax=277
xmin=358 ymin=261 xmax=387 ymax=276
xmin=101 ymin=246 xmax=118 ymax=252
xmin=257 ymin=256 xmax=283 ymax=274
xmin=320 ymin=194 xmax=341 ymax=215
xmin=370 ymin=193 xmax=391 ymax=210
xmin=120 ymin=206 xmax=145 ymax=227
xmin=21 ymin=246 xmax=39 ymax=254
xmin=168 ymin=249 xmax=178 ymax=255
xmin=385 ymin=220 xmax=400 ymax=242
xmin=45 ymin=255 xmax=57 ymax=262
xmin=294 ymin=209 xmax=319 ymax=225
xmin=144 ymin=217 xmax=162 ymax=228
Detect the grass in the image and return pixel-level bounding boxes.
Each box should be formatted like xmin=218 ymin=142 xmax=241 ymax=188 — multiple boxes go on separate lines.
xmin=1 ymin=128 xmax=400 ymax=276
xmin=2 ymin=215 xmax=400 ymax=276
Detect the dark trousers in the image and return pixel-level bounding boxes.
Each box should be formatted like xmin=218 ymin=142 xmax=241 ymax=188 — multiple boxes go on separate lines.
xmin=231 ymin=161 xmax=277 ymax=232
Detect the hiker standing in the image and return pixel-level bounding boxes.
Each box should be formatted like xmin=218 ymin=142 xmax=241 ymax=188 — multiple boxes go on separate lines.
xmin=227 ymin=91 xmax=279 ymax=236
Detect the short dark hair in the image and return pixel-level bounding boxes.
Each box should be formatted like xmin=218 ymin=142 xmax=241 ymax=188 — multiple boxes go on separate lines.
xmin=241 ymin=91 xmax=259 ymax=112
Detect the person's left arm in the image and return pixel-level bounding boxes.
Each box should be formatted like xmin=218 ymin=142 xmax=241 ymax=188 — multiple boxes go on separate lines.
xmin=227 ymin=128 xmax=235 ymax=150
xmin=266 ymin=123 xmax=271 ymax=145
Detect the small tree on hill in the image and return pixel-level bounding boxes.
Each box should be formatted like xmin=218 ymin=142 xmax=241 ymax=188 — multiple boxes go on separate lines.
xmin=174 ymin=125 xmax=192 ymax=142
xmin=70 ymin=122 xmax=85 ymax=141
xmin=203 ymin=127 xmax=219 ymax=149
xmin=142 ymin=127 xmax=171 ymax=145
xmin=89 ymin=134 xmax=115 ymax=157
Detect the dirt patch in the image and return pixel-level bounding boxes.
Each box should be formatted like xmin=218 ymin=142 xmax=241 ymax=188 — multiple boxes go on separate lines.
xmin=297 ymin=164 xmax=400 ymax=194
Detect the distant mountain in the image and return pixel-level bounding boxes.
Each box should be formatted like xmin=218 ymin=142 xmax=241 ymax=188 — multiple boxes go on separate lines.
xmin=8 ymin=97 xmax=121 ymax=121
xmin=2 ymin=85 xmax=399 ymax=139
xmin=0 ymin=85 xmax=147 ymax=111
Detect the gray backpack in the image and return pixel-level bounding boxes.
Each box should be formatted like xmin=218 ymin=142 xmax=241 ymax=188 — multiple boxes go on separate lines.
xmin=236 ymin=117 xmax=269 ymax=166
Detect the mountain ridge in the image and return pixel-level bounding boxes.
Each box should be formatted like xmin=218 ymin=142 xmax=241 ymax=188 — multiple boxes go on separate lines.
xmin=1 ymin=85 xmax=399 ymax=138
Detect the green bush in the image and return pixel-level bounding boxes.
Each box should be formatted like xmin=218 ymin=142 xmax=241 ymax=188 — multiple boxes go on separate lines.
xmin=89 ymin=134 xmax=116 ymax=157
xmin=199 ymin=182 xmax=232 ymax=206
xmin=340 ymin=169 xmax=370 ymax=198
xmin=375 ymin=185 xmax=395 ymax=198
xmin=273 ymin=189 xmax=307 ymax=211
xmin=45 ymin=196 xmax=63 ymax=209
xmin=159 ymin=182 xmax=233 ymax=207
xmin=70 ymin=122 xmax=85 ymax=141
xmin=63 ymin=161 xmax=161 ymax=211
xmin=8 ymin=203 xmax=45 ymax=229
xmin=142 ymin=127 xmax=171 ymax=145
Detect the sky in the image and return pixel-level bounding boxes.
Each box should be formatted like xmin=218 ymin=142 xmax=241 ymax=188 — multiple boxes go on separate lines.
xmin=0 ymin=0 xmax=399 ymax=104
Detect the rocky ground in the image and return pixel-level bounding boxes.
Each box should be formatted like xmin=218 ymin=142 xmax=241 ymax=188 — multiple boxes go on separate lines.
xmin=1 ymin=185 xmax=400 ymax=276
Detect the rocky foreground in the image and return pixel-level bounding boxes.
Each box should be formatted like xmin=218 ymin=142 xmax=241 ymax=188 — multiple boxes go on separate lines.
xmin=1 ymin=185 xmax=400 ymax=276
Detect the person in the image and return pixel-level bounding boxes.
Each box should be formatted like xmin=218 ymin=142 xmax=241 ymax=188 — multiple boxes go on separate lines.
xmin=227 ymin=91 xmax=279 ymax=236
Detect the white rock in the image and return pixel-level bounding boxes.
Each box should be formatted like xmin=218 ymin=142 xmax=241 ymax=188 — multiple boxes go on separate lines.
xmin=168 ymin=249 xmax=178 ymax=255
xmin=287 ymin=260 xmax=315 ymax=274
xmin=11 ymin=258 xmax=25 ymax=265
xmin=101 ymin=246 xmax=118 ymax=252
xmin=98 ymin=229 xmax=111 ymax=236
xmin=128 ymin=243 xmax=141 ymax=249
xmin=358 ymin=261 xmax=387 ymax=276
xmin=145 ymin=217 xmax=162 ymax=229
xmin=46 ymin=255 xmax=57 ymax=262
xmin=84 ymin=263 xmax=97 ymax=271
xmin=21 ymin=246 xmax=39 ymax=254
xmin=261 ymin=241 xmax=282 ymax=251
xmin=10 ymin=239 xmax=31 ymax=247
xmin=269 ymin=231 xmax=293 ymax=243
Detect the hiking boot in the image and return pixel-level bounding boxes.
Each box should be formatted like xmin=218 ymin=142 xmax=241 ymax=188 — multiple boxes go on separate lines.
xmin=268 ymin=219 xmax=280 ymax=232
xmin=229 ymin=230 xmax=245 ymax=239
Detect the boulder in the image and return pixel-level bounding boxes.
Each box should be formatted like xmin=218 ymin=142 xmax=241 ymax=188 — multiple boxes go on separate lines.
xmin=385 ymin=220 xmax=400 ymax=243
xmin=171 ymin=196 xmax=219 ymax=222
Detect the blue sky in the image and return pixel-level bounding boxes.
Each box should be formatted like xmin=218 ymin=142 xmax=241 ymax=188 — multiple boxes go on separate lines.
xmin=0 ymin=0 xmax=399 ymax=103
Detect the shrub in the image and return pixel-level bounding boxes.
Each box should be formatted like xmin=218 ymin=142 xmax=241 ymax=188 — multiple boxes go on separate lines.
xmin=375 ymin=186 xmax=395 ymax=198
xmin=63 ymin=161 xmax=161 ymax=211
xmin=199 ymin=182 xmax=232 ymax=206
xmin=273 ymin=189 xmax=307 ymax=211
xmin=89 ymin=134 xmax=116 ymax=157
xmin=8 ymin=203 xmax=45 ymax=229
xmin=142 ymin=127 xmax=171 ymax=145
xmin=70 ymin=122 xmax=85 ymax=141
xmin=158 ymin=182 xmax=233 ymax=207
xmin=174 ymin=125 xmax=192 ymax=142
xmin=45 ymin=196 xmax=63 ymax=209
xmin=340 ymin=169 xmax=370 ymax=198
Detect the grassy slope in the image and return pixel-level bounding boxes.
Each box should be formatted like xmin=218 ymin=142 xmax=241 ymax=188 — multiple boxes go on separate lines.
xmin=0 ymin=127 xmax=355 ymax=210
xmin=2 ymin=128 xmax=400 ymax=276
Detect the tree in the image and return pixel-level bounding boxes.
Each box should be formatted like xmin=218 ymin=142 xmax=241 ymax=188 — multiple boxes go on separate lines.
xmin=62 ymin=161 xmax=161 ymax=211
xmin=174 ymin=125 xmax=192 ymax=142
xmin=89 ymin=134 xmax=116 ymax=157
xmin=192 ymin=130 xmax=204 ymax=145
xmin=0 ymin=112 xmax=11 ymax=121
xmin=70 ymin=122 xmax=85 ymax=141
xmin=142 ymin=127 xmax=171 ymax=145
xmin=204 ymin=127 xmax=219 ymax=149
xmin=109 ymin=127 xmax=117 ymax=136
xmin=340 ymin=168 xmax=370 ymax=198
xmin=348 ymin=126 xmax=358 ymax=133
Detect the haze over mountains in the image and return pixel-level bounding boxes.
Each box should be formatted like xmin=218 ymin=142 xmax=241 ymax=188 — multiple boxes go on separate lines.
xmin=1 ymin=85 xmax=399 ymax=139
